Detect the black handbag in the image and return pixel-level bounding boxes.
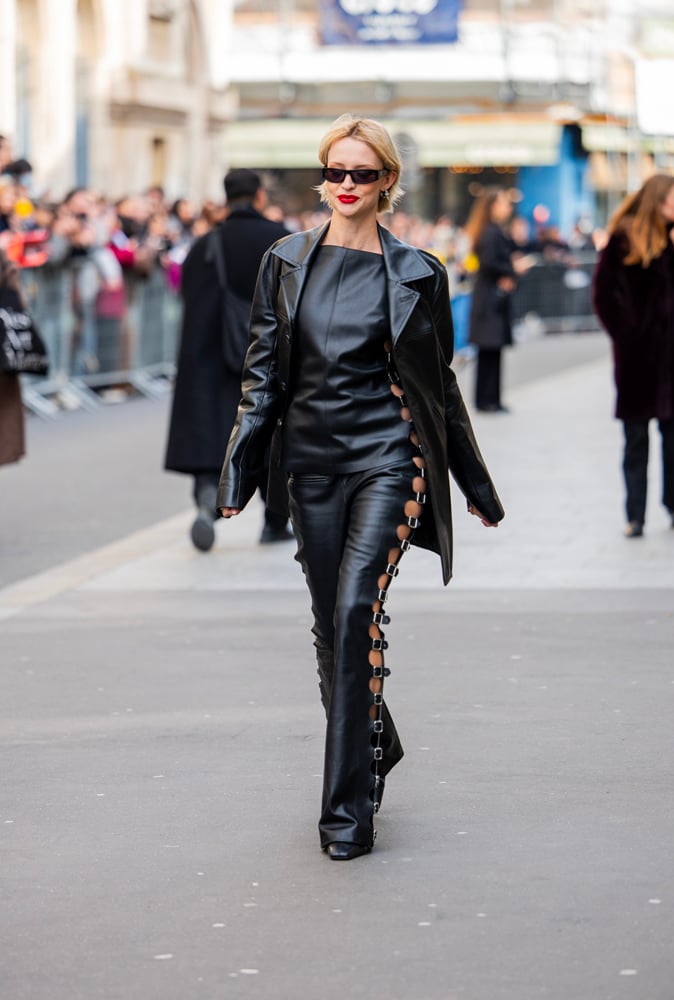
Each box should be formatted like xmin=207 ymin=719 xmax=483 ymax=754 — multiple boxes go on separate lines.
xmin=205 ymin=228 xmax=251 ymax=376
xmin=0 ymin=287 xmax=49 ymax=376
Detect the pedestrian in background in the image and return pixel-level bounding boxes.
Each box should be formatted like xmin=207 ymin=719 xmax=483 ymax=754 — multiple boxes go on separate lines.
xmin=466 ymin=188 xmax=529 ymax=413
xmin=592 ymin=172 xmax=674 ymax=538
xmin=218 ymin=114 xmax=504 ymax=860
xmin=165 ymin=168 xmax=292 ymax=551
xmin=445 ymin=223 xmax=476 ymax=366
xmin=0 ymin=249 xmax=26 ymax=467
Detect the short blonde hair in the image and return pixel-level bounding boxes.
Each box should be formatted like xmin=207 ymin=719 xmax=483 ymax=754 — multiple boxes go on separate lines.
xmin=315 ymin=113 xmax=403 ymax=215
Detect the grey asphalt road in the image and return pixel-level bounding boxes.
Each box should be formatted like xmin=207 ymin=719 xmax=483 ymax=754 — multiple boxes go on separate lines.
xmin=2 ymin=329 xmax=673 ymax=1000
xmin=0 ymin=391 xmax=189 ymax=588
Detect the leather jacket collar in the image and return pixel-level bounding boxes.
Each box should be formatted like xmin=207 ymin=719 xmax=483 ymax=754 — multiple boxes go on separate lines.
xmin=272 ymin=221 xmax=436 ymax=344
xmin=273 ymin=221 xmax=434 ymax=280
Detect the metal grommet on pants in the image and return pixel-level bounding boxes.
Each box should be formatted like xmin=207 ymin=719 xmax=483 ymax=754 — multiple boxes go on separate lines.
xmin=368 ymin=341 xmax=428 ymax=818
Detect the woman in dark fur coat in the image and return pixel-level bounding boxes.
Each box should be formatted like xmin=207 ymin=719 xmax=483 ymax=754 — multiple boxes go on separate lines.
xmin=592 ymin=173 xmax=674 ymax=538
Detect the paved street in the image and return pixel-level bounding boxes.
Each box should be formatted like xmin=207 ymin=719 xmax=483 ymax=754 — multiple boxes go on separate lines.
xmin=2 ymin=332 xmax=673 ymax=1000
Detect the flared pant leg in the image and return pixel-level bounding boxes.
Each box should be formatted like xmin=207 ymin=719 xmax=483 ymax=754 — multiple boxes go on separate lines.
xmin=288 ymin=463 xmax=418 ymax=848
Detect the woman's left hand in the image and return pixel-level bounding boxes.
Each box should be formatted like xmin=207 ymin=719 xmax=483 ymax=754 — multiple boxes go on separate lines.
xmin=468 ymin=504 xmax=499 ymax=527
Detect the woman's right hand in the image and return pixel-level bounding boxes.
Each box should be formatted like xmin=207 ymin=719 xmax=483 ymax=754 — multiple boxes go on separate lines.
xmin=220 ymin=508 xmax=241 ymax=518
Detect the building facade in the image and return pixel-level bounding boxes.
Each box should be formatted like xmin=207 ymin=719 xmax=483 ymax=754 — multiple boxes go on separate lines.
xmin=0 ymin=0 xmax=234 ymax=202
xmin=1 ymin=0 xmax=673 ymax=224
xmin=220 ymin=0 xmax=674 ymax=229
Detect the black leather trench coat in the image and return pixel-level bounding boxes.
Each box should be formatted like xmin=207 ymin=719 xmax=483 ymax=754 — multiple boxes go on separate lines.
xmin=217 ymin=222 xmax=504 ymax=584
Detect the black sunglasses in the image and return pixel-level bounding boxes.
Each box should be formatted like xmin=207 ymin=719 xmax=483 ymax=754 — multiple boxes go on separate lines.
xmin=322 ymin=167 xmax=388 ymax=185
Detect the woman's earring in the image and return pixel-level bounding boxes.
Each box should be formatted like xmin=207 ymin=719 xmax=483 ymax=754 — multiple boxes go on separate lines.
xmin=381 ymin=189 xmax=390 ymax=199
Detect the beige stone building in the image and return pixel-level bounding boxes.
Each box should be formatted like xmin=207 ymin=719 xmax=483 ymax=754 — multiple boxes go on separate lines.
xmin=0 ymin=0 xmax=235 ymax=201
xmin=1 ymin=0 xmax=673 ymax=219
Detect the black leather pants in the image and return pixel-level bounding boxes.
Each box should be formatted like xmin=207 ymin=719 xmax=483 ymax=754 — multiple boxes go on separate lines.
xmin=288 ymin=457 xmax=426 ymax=849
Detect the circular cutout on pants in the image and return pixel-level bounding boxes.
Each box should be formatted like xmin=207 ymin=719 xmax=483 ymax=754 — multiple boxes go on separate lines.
xmin=404 ymin=499 xmax=424 ymax=519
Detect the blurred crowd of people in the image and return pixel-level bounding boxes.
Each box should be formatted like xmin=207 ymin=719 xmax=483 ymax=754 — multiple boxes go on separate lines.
xmin=0 ymin=150 xmax=601 ymax=295
xmin=0 ymin=130 xmax=604 ymax=381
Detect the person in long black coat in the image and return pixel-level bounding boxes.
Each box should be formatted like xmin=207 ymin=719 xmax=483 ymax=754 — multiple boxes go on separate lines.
xmin=466 ymin=188 xmax=524 ymax=412
xmin=592 ymin=172 xmax=674 ymax=537
xmin=164 ymin=169 xmax=291 ymax=550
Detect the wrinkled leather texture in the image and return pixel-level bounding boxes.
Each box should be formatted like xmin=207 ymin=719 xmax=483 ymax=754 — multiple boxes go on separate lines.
xmin=288 ymin=466 xmax=409 ymax=847
xmin=217 ymin=221 xmax=505 ymax=584
xmin=281 ymin=245 xmax=413 ymax=473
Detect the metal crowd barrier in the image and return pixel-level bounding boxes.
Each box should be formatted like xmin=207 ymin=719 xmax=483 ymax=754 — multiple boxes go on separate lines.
xmin=18 ymin=251 xmax=599 ymax=420
xmin=19 ymin=261 xmax=181 ymax=419
xmin=511 ymin=251 xmax=600 ymax=334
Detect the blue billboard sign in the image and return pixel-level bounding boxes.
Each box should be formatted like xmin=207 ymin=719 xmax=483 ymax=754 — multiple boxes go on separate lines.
xmin=318 ymin=0 xmax=461 ymax=46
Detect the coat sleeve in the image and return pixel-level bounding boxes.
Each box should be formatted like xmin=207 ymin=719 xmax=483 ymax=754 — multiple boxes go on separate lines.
xmin=592 ymin=234 xmax=629 ymax=340
xmin=216 ymin=247 xmax=282 ymax=511
xmin=430 ymin=264 xmax=505 ymax=524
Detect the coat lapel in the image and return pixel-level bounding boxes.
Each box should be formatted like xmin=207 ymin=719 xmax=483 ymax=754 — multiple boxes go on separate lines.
xmin=274 ymin=222 xmax=329 ymax=323
xmin=379 ymin=224 xmax=435 ymax=344
xmin=272 ymin=219 xmax=435 ymax=346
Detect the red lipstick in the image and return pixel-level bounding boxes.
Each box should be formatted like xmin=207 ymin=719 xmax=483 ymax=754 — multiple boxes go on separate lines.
xmin=338 ymin=195 xmax=358 ymax=203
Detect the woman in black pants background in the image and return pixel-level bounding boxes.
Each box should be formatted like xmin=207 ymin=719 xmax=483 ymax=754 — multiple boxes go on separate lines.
xmin=593 ymin=173 xmax=674 ymax=538
xmin=466 ymin=187 xmax=528 ymax=413
xmin=218 ymin=114 xmax=504 ymax=860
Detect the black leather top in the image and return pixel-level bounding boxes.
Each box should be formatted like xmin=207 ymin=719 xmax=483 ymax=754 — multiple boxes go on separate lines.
xmin=282 ymin=245 xmax=415 ymax=473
